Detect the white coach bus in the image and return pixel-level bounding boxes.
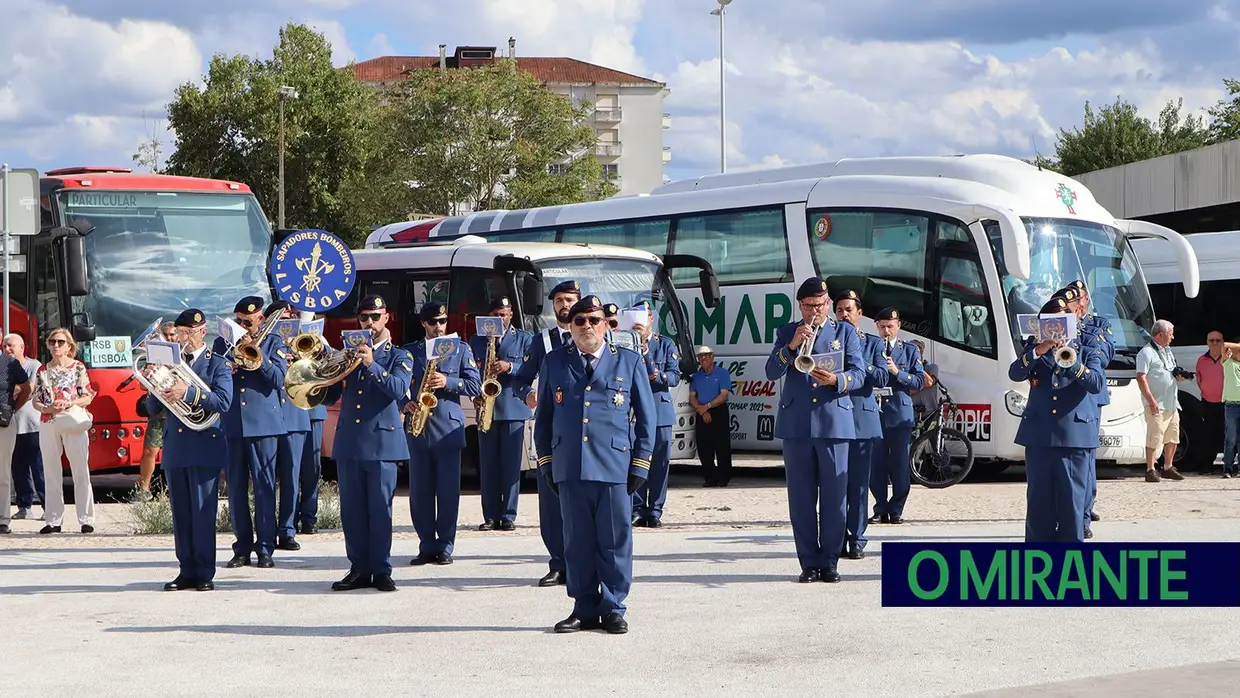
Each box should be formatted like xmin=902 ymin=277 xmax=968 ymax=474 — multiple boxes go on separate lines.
xmin=1133 ymin=230 xmax=1240 ymax=469
xmin=367 ymin=155 xmax=1200 ymax=469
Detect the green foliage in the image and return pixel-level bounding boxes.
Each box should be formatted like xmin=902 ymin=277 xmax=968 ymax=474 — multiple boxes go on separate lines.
xmin=1050 ymin=95 xmax=1210 ymax=176
xmin=125 ymin=478 xmax=340 ymax=535
xmin=1207 ymin=78 xmax=1240 ymax=144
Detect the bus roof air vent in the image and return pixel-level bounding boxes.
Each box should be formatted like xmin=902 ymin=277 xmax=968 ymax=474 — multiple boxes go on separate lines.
xmin=45 ymin=166 xmax=134 ymax=176
xmin=453 ymin=235 xmax=488 ymax=246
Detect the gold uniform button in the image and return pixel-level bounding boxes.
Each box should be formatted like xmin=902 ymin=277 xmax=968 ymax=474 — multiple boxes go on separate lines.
xmin=358 ymin=390 xmax=363 ymax=395
xmin=585 ymin=386 xmax=591 ymax=391
xmin=241 ymin=401 xmax=247 ymax=406
xmin=583 ymin=436 xmax=589 ymax=442
xmin=1052 ymin=396 xmax=1057 ymax=401
xmin=240 ymin=388 xmax=246 ymax=393
xmin=356 ymin=404 xmax=362 ymax=409
xmin=583 ymin=418 xmax=589 ymax=424
xmin=584 ymin=401 xmax=591 ymax=407
xmin=812 ymin=398 xmax=818 ymax=403
xmin=1052 ymin=409 xmax=1057 ymax=414
xmin=356 ymin=419 xmax=361 ymax=423
xmin=177 ymin=428 xmax=183 ymax=433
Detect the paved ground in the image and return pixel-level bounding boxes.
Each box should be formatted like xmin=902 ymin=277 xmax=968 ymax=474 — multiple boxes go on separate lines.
xmin=4 ymin=460 xmax=1240 ymax=696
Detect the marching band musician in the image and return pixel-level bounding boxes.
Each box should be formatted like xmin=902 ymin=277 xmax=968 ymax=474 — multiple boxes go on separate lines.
xmin=1062 ymin=280 xmax=1113 ymax=536
xmin=468 ymin=296 xmax=533 ymax=532
xmin=534 ymin=295 xmax=655 ymax=634
xmin=149 ymin=309 xmax=232 ymax=591
xmin=513 ymin=279 xmax=582 ymax=587
xmin=868 ymin=308 xmax=926 ymax=526
xmin=630 ymin=301 xmax=681 ymax=528
xmin=833 ymin=289 xmax=888 ymax=559
xmin=294 ymin=313 xmax=329 ymax=536
xmin=404 ymin=302 xmax=481 ymax=566
xmin=321 ymin=294 xmax=411 ymax=592
xmin=764 ymin=278 xmax=865 ymax=584
xmin=1007 ymin=295 xmax=1106 ymax=542
xmin=267 ymin=301 xmax=308 ymax=552
xmin=213 ymin=296 xmax=288 ymax=570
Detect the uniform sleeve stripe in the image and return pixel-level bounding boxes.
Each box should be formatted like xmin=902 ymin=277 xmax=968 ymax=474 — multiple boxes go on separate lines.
xmin=537 ymin=455 xmax=553 ymax=465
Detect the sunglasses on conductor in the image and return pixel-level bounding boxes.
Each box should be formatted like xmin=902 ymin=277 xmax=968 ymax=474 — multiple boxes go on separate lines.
xmin=573 ymin=316 xmax=604 ymax=327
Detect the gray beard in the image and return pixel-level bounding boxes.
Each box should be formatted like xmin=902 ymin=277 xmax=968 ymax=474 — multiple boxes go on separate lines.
xmin=577 ymin=336 xmax=603 ymax=355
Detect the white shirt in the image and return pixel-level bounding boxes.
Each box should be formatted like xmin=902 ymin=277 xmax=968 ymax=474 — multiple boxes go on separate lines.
xmin=187 ymin=344 xmax=207 ymax=365
xmin=581 ymin=344 xmax=605 ymax=370
xmin=14 ymin=357 xmax=41 ymax=434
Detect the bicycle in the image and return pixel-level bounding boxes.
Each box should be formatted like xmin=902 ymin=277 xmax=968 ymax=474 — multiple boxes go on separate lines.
xmin=907 ymin=379 xmax=975 ymax=488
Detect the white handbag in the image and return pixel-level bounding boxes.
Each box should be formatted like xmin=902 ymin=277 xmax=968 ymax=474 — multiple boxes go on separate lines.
xmin=53 ymin=404 xmax=93 ymax=435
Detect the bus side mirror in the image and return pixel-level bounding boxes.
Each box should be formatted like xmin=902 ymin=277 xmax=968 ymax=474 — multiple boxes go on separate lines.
xmin=54 ymin=232 xmax=90 ymax=296
xmin=700 ymin=270 xmax=720 ymax=308
xmin=71 ymin=312 xmax=96 ymax=343
xmin=522 ymin=275 xmax=545 ymax=314
xmin=662 ymin=254 xmax=719 ymax=308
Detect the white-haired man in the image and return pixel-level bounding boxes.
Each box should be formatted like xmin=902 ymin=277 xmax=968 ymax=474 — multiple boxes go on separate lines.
xmin=1136 ymin=320 xmax=1188 ymax=482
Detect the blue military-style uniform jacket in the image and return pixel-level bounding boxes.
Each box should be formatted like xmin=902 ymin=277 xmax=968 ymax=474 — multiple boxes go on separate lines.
xmin=469 ymin=326 xmax=534 ymax=423
xmin=534 ymin=342 xmax=656 ymax=485
xmin=1008 ymin=336 xmax=1106 ymax=449
xmin=643 ymin=333 xmax=681 ymax=427
xmin=765 ymin=319 xmax=866 ymax=441
xmin=1081 ymin=314 xmax=1114 ymax=407
xmin=322 ymin=341 xmax=413 ymax=462
xmin=850 ymin=330 xmax=890 ymax=440
xmin=211 ymin=333 xmax=288 ymax=439
xmin=514 ymin=326 xmax=574 ymax=403
xmin=275 ymin=342 xmax=311 ymax=433
xmin=404 ymin=337 xmax=482 ymax=451
xmin=147 ymin=348 xmax=233 ymax=469
xmin=877 ymin=338 xmax=927 ymax=430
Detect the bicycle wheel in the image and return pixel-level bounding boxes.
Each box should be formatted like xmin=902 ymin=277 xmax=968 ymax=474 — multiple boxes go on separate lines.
xmin=909 ymin=427 xmax=975 ymax=488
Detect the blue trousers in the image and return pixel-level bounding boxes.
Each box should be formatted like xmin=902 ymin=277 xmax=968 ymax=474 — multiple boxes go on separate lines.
xmin=297 ymin=420 xmax=324 ymax=528
xmin=1083 ymin=451 xmax=1097 ymax=524
xmin=228 ymin=436 xmax=279 ymax=557
xmin=1024 ymin=446 xmax=1090 ymax=543
xmin=783 ymin=437 xmax=848 ymax=569
xmin=632 ymin=425 xmax=673 ymax=519
xmin=539 ymin=469 xmax=566 ymax=572
xmin=560 ymin=480 xmax=633 ymax=618
xmin=276 ymin=431 xmax=306 ymax=539
xmin=871 ymin=426 xmax=913 ymax=518
xmin=478 ymin=420 xmax=524 ymax=524
xmin=12 ymin=432 xmax=45 ymax=507
xmin=167 ymin=466 xmax=220 ymax=582
xmin=847 ymin=437 xmax=880 ymax=549
xmin=409 ymin=443 xmax=462 ymax=557
xmin=336 ymin=458 xmax=398 ymax=576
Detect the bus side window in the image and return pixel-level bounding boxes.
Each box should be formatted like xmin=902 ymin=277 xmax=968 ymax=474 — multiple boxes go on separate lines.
xmin=449 ymin=268 xmax=509 ymax=339
xmin=563 ymin=219 xmax=670 ymax=257
xmin=671 ymin=207 xmax=789 ymax=286
xmin=935 ymin=254 xmax=996 ymax=358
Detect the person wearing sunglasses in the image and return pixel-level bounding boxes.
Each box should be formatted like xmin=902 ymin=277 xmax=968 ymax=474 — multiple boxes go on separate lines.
xmin=31 ymin=328 xmax=95 ymax=534
xmin=211 ymin=296 xmax=289 ymax=571
xmin=403 ymin=302 xmax=481 ymax=566
xmin=533 ymin=295 xmax=655 ymax=635
xmin=265 ymin=301 xmax=310 ymax=553
xmin=629 ymin=300 xmax=681 ymax=529
xmin=513 ymin=278 xmax=581 ymax=588
xmin=468 ymin=296 xmax=534 ymax=533
xmin=320 ymin=294 xmax=411 ymax=592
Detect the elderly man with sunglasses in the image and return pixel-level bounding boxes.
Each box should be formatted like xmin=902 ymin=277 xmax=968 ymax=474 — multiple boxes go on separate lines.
xmin=534 ymin=295 xmax=655 ymax=635
xmin=212 ymin=296 xmax=289 ymax=570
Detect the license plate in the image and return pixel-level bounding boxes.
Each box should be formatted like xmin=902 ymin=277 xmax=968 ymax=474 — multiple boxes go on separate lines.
xmin=1100 ymin=436 xmax=1123 ymax=447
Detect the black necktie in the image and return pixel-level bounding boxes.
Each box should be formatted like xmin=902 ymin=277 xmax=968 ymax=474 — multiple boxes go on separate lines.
xmin=584 ymin=354 xmax=594 ymax=379
xmin=183 ymin=351 xmax=193 ymax=365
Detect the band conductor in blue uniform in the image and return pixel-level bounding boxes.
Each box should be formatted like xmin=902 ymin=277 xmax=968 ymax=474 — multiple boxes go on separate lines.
xmin=535 ymin=295 xmax=656 ymax=634
xmin=214 ymin=296 xmax=288 ymax=570
xmin=267 ymin=301 xmax=308 ymax=551
xmin=470 ymin=296 xmax=533 ymax=532
xmin=833 ymin=289 xmax=888 ymax=559
xmin=148 ymin=309 xmax=232 ymax=591
xmin=513 ymin=278 xmax=582 ymax=587
xmin=1008 ymin=295 xmax=1106 ymax=542
xmin=868 ymin=307 xmax=926 ymax=525
xmin=405 ymin=301 xmax=481 ymax=566
xmin=765 ymin=278 xmax=865 ymax=583
xmin=321 ymin=294 xmax=412 ymax=592
xmin=630 ymin=301 xmax=681 ymax=528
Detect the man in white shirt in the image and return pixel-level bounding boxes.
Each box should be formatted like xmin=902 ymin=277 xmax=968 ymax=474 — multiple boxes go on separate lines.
xmin=1136 ymin=320 xmax=1189 ymax=482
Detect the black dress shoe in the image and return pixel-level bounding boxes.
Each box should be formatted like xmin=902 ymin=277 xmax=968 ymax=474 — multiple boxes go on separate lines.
xmin=38 ymin=525 xmax=61 ymax=534
xmin=539 ymin=569 xmax=565 ymax=587
xmin=798 ymin=568 xmax=820 ymax=583
xmin=601 ymin=612 xmax=628 ymax=634
xmin=631 ymin=515 xmax=647 ymax=527
xmin=498 ymin=520 xmax=515 ymax=531
xmin=195 ymin=580 xmax=215 ymax=591
xmin=332 ymin=570 xmax=373 ymax=591
xmin=410 ymin=553 xmax=436 ymax=566
xmin=1084 ymin=525 xmax=1094 ymax=539
xmin=226 ymin=554 xmax=251 ymax=568
xmin=298 ymin=523 xmax=318 ymax=535
xmin=846 ymin=543 xmax=865 ymax=560
xmin=647 ymin=517 xmax=663 ymax=528
xmin=163 ymin=576 xmax=191 ymax=591
xmin=553 ymin=615 xmax=600 ymax=633
xmin=1089 ymin=512 xmax=1101 ymax=522
xmin=478 ymin=520 xmax=497 ymax=531
xmin=868 ymin=514 xmax=886 ymax=525
xmin=373 ymin=574 xmax=397 ymax=592
xmin=888 ymin=516 xmax=904 ymax=525
xmin=277 ymin=538 xmax=300 ymax=551
xmin=81 ymin=524 xmax=94 ymax=534
xmin=435 ymin=552 xmax=453 ymax=565
xmin=257 ymin=554 xmax=275 ymax=568
xmin=820 ymin=566 xmax=841 ymax=583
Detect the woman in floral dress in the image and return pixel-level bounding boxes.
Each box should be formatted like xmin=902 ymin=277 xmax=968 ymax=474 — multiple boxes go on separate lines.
xmin=31 ymin=328 xmax=96 ymax=534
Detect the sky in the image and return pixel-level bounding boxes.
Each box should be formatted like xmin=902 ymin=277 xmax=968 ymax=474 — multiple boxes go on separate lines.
xmin=2 ymin=0 xmax=1239 ymax=186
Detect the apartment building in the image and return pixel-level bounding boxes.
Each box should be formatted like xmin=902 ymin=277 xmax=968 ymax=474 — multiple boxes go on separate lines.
xmin=352 ymin=41 xmax=672 ymax=197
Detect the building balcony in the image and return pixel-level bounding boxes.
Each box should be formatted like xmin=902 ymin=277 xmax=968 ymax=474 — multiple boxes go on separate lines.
xmin=662 ymin=146 xmax=672 ymax=163
xmin=662 ymin=113 xmax=671 ymax=130
xmin=596 ymin=142 xmax=623 ymax=157
xmin=594 ymin=107 xmax=623 ymax=123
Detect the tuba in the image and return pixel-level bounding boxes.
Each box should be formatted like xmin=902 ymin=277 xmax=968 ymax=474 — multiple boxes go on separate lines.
xmin=406 ymin=353 xmax=441 ymax=437
xmin=130 ymin=319 xmax=220 ymax=431
xmin=284 ymin=331 xmax=366 ymax=410
xmin=231 ymin=310 xmax=283 ymax=371
xmin=476 ymin=333 xmax=502 ymax=433
xmin=793 ymin=321 xmax=822 ymax=373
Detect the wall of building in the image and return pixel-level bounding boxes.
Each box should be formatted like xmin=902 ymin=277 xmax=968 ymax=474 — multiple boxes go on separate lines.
xmin=1076 ymin=140 xmax=1240 ymax=220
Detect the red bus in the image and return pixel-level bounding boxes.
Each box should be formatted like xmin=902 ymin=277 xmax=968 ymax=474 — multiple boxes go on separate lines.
xmin=10 ymin=167 xmax=274 ymax=473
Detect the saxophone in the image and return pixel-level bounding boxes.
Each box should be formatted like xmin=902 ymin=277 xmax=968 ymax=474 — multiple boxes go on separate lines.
xmin=406 ymin=355 xmax=441 ymax=437
xmin=476 ymin=333 xmax=502 ymax=432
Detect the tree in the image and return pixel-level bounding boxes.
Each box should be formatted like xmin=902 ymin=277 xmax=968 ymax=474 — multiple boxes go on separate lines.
xmin=372 ymin=59 xmax=616 ymax=217
xmin=163 ymin=23 xmax=380 ymax=243
xmin=1049 ymin=95 xmax=1210 ymax=176
xmin=1207 ymin=78 xmax=1240 ymax=144
xmin=131 ymin=112 xmax=169 ymax=173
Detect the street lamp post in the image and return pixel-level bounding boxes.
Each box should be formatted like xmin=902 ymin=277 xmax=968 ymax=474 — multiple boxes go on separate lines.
xmin=710 ymin=0 xmax=732 ymax=173
xmin=277 ymin=85 xmax=299 ymax=230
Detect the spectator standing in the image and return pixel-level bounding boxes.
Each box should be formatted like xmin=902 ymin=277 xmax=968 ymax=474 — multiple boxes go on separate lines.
xmin=1196 ymin=330 xmax=1226 ymax=471
xmin=0 ymin=350 xmax=33 ymax=533
xmin=4 ymin=333 xmax=44 ymax=518
xmin=689 ymin=346 xmax=733 ymax=487
xmin=1219 ymin=340 xmax=1240 ymax=478
xmin=1136 ymin=320 xmax=1188 ymax=482
xmin=31 ymin=328 xmax=97 ymax=534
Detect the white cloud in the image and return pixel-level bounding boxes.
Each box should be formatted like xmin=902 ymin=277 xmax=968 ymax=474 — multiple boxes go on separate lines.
xmin=365 ymin=33 xmax=395 ymax=60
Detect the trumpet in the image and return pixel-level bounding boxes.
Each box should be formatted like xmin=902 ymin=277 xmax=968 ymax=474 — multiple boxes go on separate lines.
xmin=793 ymin=321 xmax=822 ymax=373
xmin=1055 ymin=342 xmax=1077 ymax=369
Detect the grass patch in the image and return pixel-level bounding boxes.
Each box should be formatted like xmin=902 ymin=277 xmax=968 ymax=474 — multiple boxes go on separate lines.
xmin=126 ymin=478 xmax=342 ymax=535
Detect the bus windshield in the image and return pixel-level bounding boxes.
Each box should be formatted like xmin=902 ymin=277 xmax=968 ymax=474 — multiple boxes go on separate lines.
xmin=988 ymin=218 xmax=1155 ymax=369
xmin=56 ymin=190 xmax=273 ymax=367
